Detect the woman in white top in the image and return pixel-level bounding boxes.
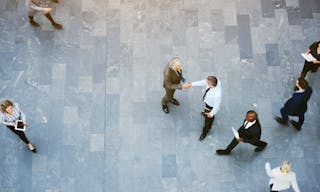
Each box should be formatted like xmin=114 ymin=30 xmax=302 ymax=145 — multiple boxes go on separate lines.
xmin=265 ymin=161 xmax=300 ymax=192
xmin=0 ymin=99 xmax=36 ymax=153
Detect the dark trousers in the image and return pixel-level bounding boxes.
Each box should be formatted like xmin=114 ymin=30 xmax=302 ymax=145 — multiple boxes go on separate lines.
xmin=6 ymin=126 xmax=30 ymax=144
xmin=269 ymin=184 xmax=278 ymax=192
xmin=300 ymin=60 xmax=319 ymax=79
xmin=226 ymin=137 xmax=267 ymax=152
xmin=162 ymin=88 xmax=175 ymax=105
xmin=202 ymin=109 xmax=215 ymax=135
xmin=280 ymin=108 xmax=304 ymax=128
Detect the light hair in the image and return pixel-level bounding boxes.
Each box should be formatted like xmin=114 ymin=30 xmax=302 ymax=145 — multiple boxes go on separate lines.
xmin=281 ymin=160 xmax=291 ymax=175
xmin=169 ymin=57 xmax=182 ymax=70
xmin=0 ymin=99 xmax=14 ymax=113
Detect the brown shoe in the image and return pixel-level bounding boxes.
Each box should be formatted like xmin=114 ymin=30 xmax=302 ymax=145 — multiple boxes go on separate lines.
xmin=216 ymin=149 xmax=231 ymax=155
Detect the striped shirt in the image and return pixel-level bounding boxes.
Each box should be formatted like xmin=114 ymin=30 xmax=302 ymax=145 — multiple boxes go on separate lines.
xmin=1 ymin=103 xmax=26 ymax=126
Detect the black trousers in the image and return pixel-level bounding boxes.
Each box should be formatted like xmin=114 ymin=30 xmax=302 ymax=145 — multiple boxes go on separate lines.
xmin=300 ymin=60 xmax=319 ymax=79
xmin=202 ymin=109 xmax=215 ymax=135
xmin=280 ymin=107 xmax=304 ymax=128
xmin=6 ymin=126 xmax=30 ymax=144
xmin=270 ymin=184 xmax=278 ymax=192
xmin=226 ymin=137 xmax=267 ymax=152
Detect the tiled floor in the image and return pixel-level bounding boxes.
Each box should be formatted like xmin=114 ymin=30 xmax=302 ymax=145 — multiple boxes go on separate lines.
xmin=0 ymin=0 xmax=320 ymax=191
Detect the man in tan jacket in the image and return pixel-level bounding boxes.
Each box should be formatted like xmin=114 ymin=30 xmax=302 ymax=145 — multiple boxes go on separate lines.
xmin=162 ymin=57 xmax=190 ymax=113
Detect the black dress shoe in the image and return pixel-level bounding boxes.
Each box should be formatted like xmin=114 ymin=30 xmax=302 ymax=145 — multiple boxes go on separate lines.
xmin=162 ymin=105 xmax=169 ymax=113
xmin=199 ymin=133 xmax=207 ymax=141
xmin=31 ymin=148 xmax=37 ymax=153
xmin=289 ymin=120 xmax=301 ymax=131
xmin=170 ymin=98 xmax=180 ymax=106
xmin=275 ymin=117 xmax=288 ymax=125
xmin=216 ymin=149 xmax=231 ymax=155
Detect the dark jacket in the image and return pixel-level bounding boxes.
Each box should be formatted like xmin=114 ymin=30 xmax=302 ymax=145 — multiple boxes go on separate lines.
xmin=283 ymin=87 xmax=312 ymax=115
xmin=163 ymin=64 xmax=182 ymax=90
xmin=238 ymin=119 xmax=261 ymax=143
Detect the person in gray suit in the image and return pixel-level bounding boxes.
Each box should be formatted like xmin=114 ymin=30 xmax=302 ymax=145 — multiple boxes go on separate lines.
xmin=161 ymin=57 xmax=190 ymax=113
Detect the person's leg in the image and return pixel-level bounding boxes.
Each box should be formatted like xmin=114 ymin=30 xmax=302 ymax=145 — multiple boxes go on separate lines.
xmin=199 ymin=115 xmax=215 ymax=141
xmin=216 ymin=138 xmax=239 ymax=154
xmin=28 ymin=16 xmax=40 ymax=27
xmin=51 ymin=0 xmax=59 ymax=3
xmin=300 ymin=61 xmax=312 ymax=79
xmin=161 ymin=89 xmax=175 ymax=113
xmin=6 ymin=126 xmax=30 ymax=144
xmin=44 ymin=13 xmax=63 ymax=29
xmin=248 ymin=140 xmax=268 ymax=152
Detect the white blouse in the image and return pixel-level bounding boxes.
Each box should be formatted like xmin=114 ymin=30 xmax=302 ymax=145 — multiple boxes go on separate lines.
xmin=265 ymin=162 xmax=300 ymax=192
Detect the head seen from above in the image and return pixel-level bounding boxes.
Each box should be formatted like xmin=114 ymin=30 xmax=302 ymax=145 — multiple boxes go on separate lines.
xmin=0 ymin=99 xmax=14 ymax=115
xmin=169 ymin=57 xmax=182 ymax=72
xmin=245 ymin=110 xmax=257 ymax=122
xmin=280 ymin=160 xmax=291 ymax=176
xmin=206 ymin=76 xmax=217 ymax=88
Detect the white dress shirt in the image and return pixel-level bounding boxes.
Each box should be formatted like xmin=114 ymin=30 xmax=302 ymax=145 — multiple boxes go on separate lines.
xmin=244 ymin=120 xmax=256 ymax=129
xmin=191 ymin=79 xmax=222 ymax=116
xmin=1 ymin=103 xmax=26 ymax=126
xmin=265 ymin=162 xmax=300 ymax=192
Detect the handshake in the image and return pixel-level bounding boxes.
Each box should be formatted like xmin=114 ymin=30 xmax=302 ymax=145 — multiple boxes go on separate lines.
xmin=182 ymin=82 xmax=192 ymax=89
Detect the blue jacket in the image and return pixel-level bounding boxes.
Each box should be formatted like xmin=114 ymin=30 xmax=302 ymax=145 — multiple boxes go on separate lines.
xmin=283 ymin=87 xmax=312 ymax=115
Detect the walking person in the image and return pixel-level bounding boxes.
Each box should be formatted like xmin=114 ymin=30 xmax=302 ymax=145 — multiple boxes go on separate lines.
xmin=26 ymin=0 xmax=63 ymax=29
xmin=216 ymin=110 xmax=267 ymax=154
xmin=300 ymin=41 xmax=320 ymax=79
xmin=189 ymin=76 xmax=222 ymax=141
xmin=0 ymin=99 xmax=37 ymax=153
xmin=161 ymin=57 xmax=190 ymax=114
xmin=265 ymin=161 xmax=300 ymax=192
xmin=275 ymin=78 xmax=312 ymax=131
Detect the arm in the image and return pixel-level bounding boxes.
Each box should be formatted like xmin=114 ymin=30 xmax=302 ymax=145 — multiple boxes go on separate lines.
xmin=191 ymin=80 xmax=206 ymax=87
xmin=1 ymin=115 xmax=15 ymax=126
xmin=17 ymin=104 xmax=26 ymax=121
xmin=209 ymin=81 xmax=221 ymax=116
xmin=291 ymin=173 xmax=300 ymax=192
xmin=29 ymin=1 xmax=52 ymax=13
xmin=164 ymin=79 xmax=183 ymax=90
xmin=265 ymin=162 xmax=274 ymax=177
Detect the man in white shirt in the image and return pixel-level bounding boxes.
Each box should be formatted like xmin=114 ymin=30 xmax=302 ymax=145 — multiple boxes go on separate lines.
xmin=190 ymin=76 xmax=222 ymax=141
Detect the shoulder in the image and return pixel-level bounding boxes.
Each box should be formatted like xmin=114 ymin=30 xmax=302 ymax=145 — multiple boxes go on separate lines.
xmin=310 ymin=42 xmax=319 ymax=50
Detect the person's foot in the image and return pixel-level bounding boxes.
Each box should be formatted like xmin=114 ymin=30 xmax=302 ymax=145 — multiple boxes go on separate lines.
xmin=289 ymin=120 xmax=301 ymax=131
xmin=199 ymin=133 xmax=207 ymax=141
xmin=275 ymin=116 xmax=288 ymax=125
xmin=51 ymin=0 xmax=59 ymax=3
xmin=216 ymin=149 xmax=231 ymax=155
xmin=162 ymin=105 xmax=169 ymax=114
xmin=52 ymin=23 xmax=63 ymax=29
xmin=254 ymin=144 xmax=267 ymax=152
xmin=28 ymin=143 xmax=37 ymax=153
xmin=29 ymin=20 xmax=40 ymax=27
xmin=170 ymin=98 xmax=180 ymax=106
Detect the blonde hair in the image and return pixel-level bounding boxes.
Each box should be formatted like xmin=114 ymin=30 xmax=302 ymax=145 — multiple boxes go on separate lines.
xmin=280 ymin=160 xmax=291 ymax=175
xmin=0 ymin=99 xmax=14 ymax=113
xmin=169 ymin=57 xmax=182 ymax=70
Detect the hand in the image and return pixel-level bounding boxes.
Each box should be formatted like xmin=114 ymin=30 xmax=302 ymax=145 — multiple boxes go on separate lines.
xmin=45 ymin=8 xmax=53 ymax=12
xmin=205 ymin=113 xmax=214 ymax=118
xmin=23 ymin=121 xmax=28 ymax=126
xmin=236 ymin=137 xmax=244 ymax=142
xmin=182 ymin=82 xmax=191 ymax=89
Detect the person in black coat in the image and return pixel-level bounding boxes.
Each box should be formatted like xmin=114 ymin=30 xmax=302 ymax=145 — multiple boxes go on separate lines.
xmin=300 ymin=41 xmax=320 ymax=79
xmin=275 ymin=78 xmax=312 ymax=131
xmin=216 ymin=110 xmax=267 ymax=155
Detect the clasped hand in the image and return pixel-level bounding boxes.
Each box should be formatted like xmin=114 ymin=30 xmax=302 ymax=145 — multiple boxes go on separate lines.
xmin=182 ymin=82 xmax=191 ymax=89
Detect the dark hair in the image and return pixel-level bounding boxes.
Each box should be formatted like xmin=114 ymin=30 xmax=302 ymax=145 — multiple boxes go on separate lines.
xmin=246 ymin=110 xmax=257 ymax=119
xmin=207 ymin=76 xmax=217 ymax=86
xmin=0 ymin=99 xmax=14 ymax=113
xmin=297 ymin=78 xmax=308 ymax=89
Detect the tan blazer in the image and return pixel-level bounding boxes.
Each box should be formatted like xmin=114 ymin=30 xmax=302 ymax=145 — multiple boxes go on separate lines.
xmin=163 ymin=64 xmax=182 ymax=90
